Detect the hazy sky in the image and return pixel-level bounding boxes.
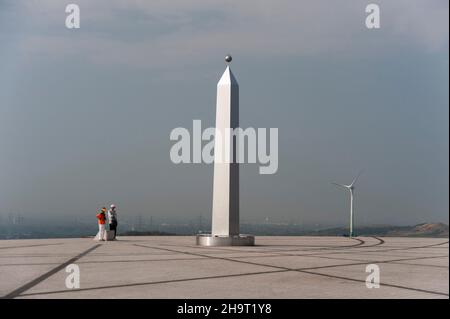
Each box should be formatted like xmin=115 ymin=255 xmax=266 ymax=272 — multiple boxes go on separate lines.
xmin=0 ymin=0 xmax=448 ymax=226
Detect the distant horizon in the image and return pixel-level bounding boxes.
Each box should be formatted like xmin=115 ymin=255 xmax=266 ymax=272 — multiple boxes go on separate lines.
xmin=1 ymin=220 xmax=448 ymax=240
xmin=0 ymin=211 xmax=447 ymax=229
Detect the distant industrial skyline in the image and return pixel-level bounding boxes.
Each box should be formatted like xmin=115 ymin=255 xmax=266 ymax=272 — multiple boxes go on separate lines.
xmin=0 ymin=1 xmax=448 ymax=228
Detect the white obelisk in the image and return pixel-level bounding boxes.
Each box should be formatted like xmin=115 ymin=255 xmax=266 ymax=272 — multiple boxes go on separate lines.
xmin=211 ymin=60 xmax=240 ymax=236
xmin=197 ymin=55 xmax=254 ymax=246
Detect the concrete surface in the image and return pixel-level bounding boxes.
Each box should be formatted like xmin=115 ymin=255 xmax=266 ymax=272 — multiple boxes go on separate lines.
xmin=0 ymin=236 xmax=447 ymax=299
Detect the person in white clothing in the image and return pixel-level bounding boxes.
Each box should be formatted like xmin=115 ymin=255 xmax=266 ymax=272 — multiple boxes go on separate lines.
xmin=108 ymin=204 xmax=118 ymax=240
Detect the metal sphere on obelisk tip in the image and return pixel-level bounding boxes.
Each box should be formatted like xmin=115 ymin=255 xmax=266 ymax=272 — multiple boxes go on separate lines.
xmin=196 ymin=56 xmax=255 ymax=246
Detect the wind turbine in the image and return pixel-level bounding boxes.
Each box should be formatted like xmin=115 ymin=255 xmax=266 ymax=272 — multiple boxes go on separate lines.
xmin=332 ymin=171 xmax=363 ymax=238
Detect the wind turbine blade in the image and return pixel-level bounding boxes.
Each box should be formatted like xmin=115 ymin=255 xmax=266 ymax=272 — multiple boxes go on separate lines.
xmin=331 ymin=182 xmax=349 ymax=189
xmin=350 ymin=170 xmax=363 ymax=187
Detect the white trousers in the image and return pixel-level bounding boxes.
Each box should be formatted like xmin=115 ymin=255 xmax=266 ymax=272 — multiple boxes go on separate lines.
xmin=94 ymin=224 xmax=106 ymax=241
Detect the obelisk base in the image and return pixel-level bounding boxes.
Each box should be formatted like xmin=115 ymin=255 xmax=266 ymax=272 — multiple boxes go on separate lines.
xmin=196 ymin=234 xmax=255 ymax=246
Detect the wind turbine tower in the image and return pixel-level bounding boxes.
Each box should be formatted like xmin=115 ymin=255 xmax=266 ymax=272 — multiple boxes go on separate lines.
xmin=332 ymin=171 xmax=363 ymax=238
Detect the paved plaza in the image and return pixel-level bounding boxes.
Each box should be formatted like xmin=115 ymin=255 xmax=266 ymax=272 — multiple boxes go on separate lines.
xmin=0 ymin=236 xmax=448 ymax=299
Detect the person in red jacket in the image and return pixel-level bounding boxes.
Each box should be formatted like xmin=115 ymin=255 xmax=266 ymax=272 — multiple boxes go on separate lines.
xmin=94 ymin=207 xmax=107 ymax=241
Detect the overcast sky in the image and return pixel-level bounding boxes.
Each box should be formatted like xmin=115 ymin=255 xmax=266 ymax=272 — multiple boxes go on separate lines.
xmin=0 ymin=0 xmax=448 ymax=226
